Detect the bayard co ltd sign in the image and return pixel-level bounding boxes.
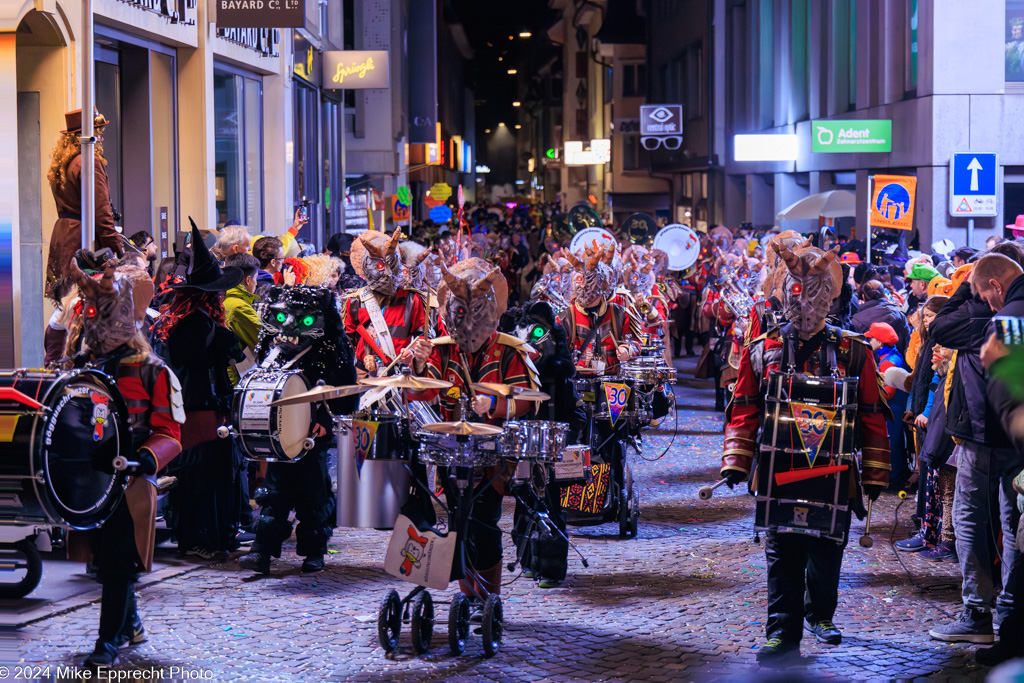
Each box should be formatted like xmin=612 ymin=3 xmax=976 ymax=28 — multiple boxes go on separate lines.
xmin=216 ymin=0 xmax=304 ymax=28
xmin=322 ymin=51 xmax=391 ymax=90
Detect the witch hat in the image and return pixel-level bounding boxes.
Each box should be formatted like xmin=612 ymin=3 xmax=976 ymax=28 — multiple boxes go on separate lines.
xmin=170 ymin=217 xmax=245 ymax=291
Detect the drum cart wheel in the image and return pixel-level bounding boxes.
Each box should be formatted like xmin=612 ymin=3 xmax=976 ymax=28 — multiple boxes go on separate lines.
xmin=448 ymin=592 xmax=472 ymax=655
xmin=0 ymin=540 xmax=43 ymax=599
xmin=480 ymin=593 xmax=503 ymax=657
xmin=409 ymin=590 xmax=435 ymax=654
xmin=377 ymin=589 xmax=402 ymax=652
xmin=628 ymin=489 xmax=639 ymax=538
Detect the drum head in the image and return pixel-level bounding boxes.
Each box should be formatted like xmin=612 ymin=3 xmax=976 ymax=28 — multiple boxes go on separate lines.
xmin=277 ymin=374 xmax=312 ymax=459
xmin=40 ymin=371 xmax=129 ymax=529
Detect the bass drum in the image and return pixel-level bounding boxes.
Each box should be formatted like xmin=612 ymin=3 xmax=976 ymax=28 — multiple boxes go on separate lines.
xmin=233 ymin=370 xmax=315 ymax=462
xmin=0 ymin=370 xmax=130 ymax=529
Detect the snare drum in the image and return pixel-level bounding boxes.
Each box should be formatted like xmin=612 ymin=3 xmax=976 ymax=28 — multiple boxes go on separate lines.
xmin=417 ymin=432 xmax=503 ymax=468
xmin=233 ymin=370 xmax=316 ymax=462
xmin=503 ymin=421 xmax=569 ymax=462
xmin=0 ymin=369 xmax=131 ymax=529
xmin=621 ymin=357 xmax=676 ymax=390
xmin=335 ymin=414 xmax=411 ymax=529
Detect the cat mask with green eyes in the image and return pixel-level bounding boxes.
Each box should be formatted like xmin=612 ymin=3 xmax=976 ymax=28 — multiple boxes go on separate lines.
xmin=259 ymin=284 xmax=330 ymax=353
xmin=437 ymin=257 xmax=509 ymax=353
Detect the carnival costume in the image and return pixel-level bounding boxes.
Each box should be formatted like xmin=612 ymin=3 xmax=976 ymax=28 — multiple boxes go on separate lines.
xmin=720 ymin=243 xmax=890 ymax=663
xmin=237 ymin=285 xmax=357 ymax=574
xmin=65 ymin=259 xmax=183 ymax=669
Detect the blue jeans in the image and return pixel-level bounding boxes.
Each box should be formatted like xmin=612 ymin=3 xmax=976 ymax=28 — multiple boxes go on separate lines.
xmin=952 ymin=442 xmax=1022 ymax=613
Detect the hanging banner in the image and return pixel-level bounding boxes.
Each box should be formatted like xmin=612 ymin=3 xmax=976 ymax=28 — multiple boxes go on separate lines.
xmin=408 ymin=0 xmax=438 ymax=144
xmin=215 ymin=0 xmax=304 ymax=28
xmin=350 ymin=420 xmax=379 ymax=478
xmin=322 ymin=51 xmax=390 ymax=90
xmin=430 ymin=183 xmax=452 ymax=202
xmin=870 ymin=174 xmax=917 ymax=231
xmin=791 ymin=403 xmax=836 ymax=468
xmin=391 ymin=195 xmax=411 ymax=223
xmin=604 ymin=382 xmax=630 ymax=428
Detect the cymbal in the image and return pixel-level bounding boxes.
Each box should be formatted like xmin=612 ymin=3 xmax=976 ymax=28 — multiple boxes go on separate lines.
xmin=270 ymin=384 xmax=371 ymax=406
xmin=470 ymin=383 xmax=551 ymax=402
xmin=359 ymin=375 xmax=454 ymax=391
xmin=422 ymin=421 xmax=504 ymax=436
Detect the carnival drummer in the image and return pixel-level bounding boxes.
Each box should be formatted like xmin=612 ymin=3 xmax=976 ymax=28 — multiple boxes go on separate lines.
xmin=404 ymin=258 xmax=538 ymax=598
xmin=720 ymin=242 xmax=890 ymax=664
xmin=238 ymin=283 xmax=358 ymax=574
xmin=63 ymin=257 xmax=183 ymax=670
xmin=342 ymin=228 xmax=427 ymax=379
xmin=562 ymin=243 xmax=641 ymax=372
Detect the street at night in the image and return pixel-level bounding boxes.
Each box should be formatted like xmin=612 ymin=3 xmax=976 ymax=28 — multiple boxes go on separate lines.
xmin=3 ymin=0 xmax=1024 ymax=680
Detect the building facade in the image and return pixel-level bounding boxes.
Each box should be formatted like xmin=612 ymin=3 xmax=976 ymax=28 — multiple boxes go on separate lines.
xmin=3 ymin=0 xmax=467 ymax=367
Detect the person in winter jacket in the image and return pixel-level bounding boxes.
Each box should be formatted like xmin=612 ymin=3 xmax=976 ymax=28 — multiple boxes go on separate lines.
xmin=867 ymin=322 xmax=911 ymax=490
xmin=851 ymin=280 xmax=912 ymax=354
xmin=929 ymin=253 xmax=1023 ymax=645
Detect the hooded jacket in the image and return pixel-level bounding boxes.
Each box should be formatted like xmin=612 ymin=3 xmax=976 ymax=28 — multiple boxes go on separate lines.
xmin=930 ymin=279 xmax=1014 ymax=452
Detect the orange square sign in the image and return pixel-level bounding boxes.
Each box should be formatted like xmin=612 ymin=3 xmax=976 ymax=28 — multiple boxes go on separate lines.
xmin=870 ymin=175 xmax=917 ymax=231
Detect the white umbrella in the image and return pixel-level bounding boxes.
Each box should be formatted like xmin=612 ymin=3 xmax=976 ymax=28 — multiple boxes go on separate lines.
xmin=776 ymin=190 xmax=857 ymax=221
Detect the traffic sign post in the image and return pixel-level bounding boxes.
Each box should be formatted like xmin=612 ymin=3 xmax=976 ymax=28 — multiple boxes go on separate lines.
xmin=950 ymin=152 xmax=998 ymax=248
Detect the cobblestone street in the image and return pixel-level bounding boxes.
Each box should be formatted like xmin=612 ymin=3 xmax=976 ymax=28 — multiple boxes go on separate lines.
xmin=13 ymin=359 xmax=997 ymax=681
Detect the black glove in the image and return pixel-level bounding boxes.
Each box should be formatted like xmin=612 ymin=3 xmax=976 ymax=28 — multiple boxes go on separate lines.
xmin=723 ymin=469 xmax=746 ymax=488
xmin=864 ymin=484 xmax=883 ymax=502
xmin=135 ymin=450 xmax=158 ymax=476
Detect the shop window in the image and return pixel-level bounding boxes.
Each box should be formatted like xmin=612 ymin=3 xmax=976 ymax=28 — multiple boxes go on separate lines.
xmin=622 ymin=134 xmax=643 ymax=171
xmin=214 ymin=67 xmax=263 ymax=229
xmin=622 ymin=63 xmax=646 ymax=97
xmin=1008 ymin=2 xmax=1024 ymax=82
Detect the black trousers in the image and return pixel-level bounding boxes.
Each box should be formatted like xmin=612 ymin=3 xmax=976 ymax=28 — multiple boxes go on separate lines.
xmin=91 ymin=501 xmax=140 ymax=646
xmin=252 ymin=448 xmax=335 ymax=558
xmin=442 ymin=475 xmax=504 ymax=574
xmin=765 ymin=531 xmax=847 ymax=643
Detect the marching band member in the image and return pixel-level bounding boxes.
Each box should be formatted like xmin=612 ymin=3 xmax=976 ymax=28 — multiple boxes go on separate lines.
xmin=238 ymin=284 xmax=357 ymax=574
xmin=342 ymin=229 xmax=427 ymax=379
xmin=406 ymin=258 xmax=538 ymax=597
xmin=721 ymin=243 xmax=890 ymax=664
xmin=64 ymin=258 xmax=183 ymax=670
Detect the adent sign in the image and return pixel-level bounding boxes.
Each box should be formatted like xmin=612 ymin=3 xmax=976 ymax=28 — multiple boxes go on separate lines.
xmin=812 ymin=120 xmax=892 ymax=153
xmin=217 ymin=0 xmax=303 ymax=28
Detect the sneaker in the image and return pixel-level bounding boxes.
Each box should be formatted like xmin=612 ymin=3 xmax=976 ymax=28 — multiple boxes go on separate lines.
xmin=235 ymin=530 xmax=256 ymax=544
xmin=186 ymin=547 xmax=217 ymax=560
xmin=806 ymin=619 xmax=842 ymax=645
xmin=919 ymin=541 xmax=957 ymax=563
xmin=114 ymin=617 xmax=147 ymax=649
xmin=976 ymin=641 xmax=1019 ymax=667
xmin=301 ymin=555 xmax=324 ymax=573
xmin=894 ymin=532 xmax=928 ymax=553
xmin=928 ymin=607 xmax=995 ymax=643
xmin=538 ymin=577 xmax=562 ymax=589
xmin=238 ymin=551 xmax=271 ymax=574
xmin=756 ymin=638 xmax=800 ymax=665
xmin=83 ymin=640 xmax=119 ymax=670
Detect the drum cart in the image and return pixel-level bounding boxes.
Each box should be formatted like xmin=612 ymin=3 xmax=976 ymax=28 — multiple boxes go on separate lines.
xmin=561 ymin=373 xmax=640 ymax=539
xmin=377 ymin=453 xmax=506 ymax=657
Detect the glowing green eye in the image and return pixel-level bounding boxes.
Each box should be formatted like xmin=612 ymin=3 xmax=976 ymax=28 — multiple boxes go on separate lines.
xmin=302 ymin=316 xmax=315 ymax=327
xmin=275 ymin=312 xmax=286 ymax=323
xmin=531 ymin=326 xmax=545 ymax=340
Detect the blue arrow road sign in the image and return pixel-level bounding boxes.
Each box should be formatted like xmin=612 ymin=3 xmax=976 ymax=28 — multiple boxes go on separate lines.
xmin=950 ymin=152 xmax=998 ymax=217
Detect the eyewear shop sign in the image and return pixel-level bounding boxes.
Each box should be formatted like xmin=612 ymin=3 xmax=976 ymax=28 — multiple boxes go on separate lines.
xmin=323 ymin=51 xmax=390 ymax=90
xmin=216 ymin=0 xmax=304 ymax=28
xmin=812 ymin=120 xmax=892 ymax=153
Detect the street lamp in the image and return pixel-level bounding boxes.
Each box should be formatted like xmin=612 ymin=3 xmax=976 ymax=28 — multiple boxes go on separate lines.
xmin=485 ymin=128 xmax=491 ymax=133
xmin=507 ymin=69 xmax=518 ymax=75
xmin=519 ymin=31 xmax=532 ymax=38
xmin=514 ymin=124 xmax=522 ymax=129
xmin=512 ymin=101 xmax=521 ymax=107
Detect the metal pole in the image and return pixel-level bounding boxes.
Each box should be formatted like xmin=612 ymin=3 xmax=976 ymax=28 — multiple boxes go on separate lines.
xmin=339 ymin=90 xmax=347 ymax=234
xmin=967 ymin=218 xmax=974 ymax=249
xmin=81 ymin=0 xmax=95 ymax=251
xmin=865 ymin=175 xmax=872 ymax=264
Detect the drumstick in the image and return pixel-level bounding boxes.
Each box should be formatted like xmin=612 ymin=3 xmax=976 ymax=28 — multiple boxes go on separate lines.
xmin=698 ymin=478 xmax=729 ymax=500
xmin=860 ymin=497 xmax=875 ymax=548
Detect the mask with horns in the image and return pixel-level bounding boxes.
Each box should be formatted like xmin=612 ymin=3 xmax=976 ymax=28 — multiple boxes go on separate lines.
xmin=566 ymin=242 xmax=615 ymax=308
xmin=69 ymin=257 xmax=136 ymax=356
xmin=351 ymin=228 xmax=403 ymax=297
xmin=437 ymin=257 xmax=509 ymax=353
xmin=770 ymin=243 xmax=842 ymax=336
